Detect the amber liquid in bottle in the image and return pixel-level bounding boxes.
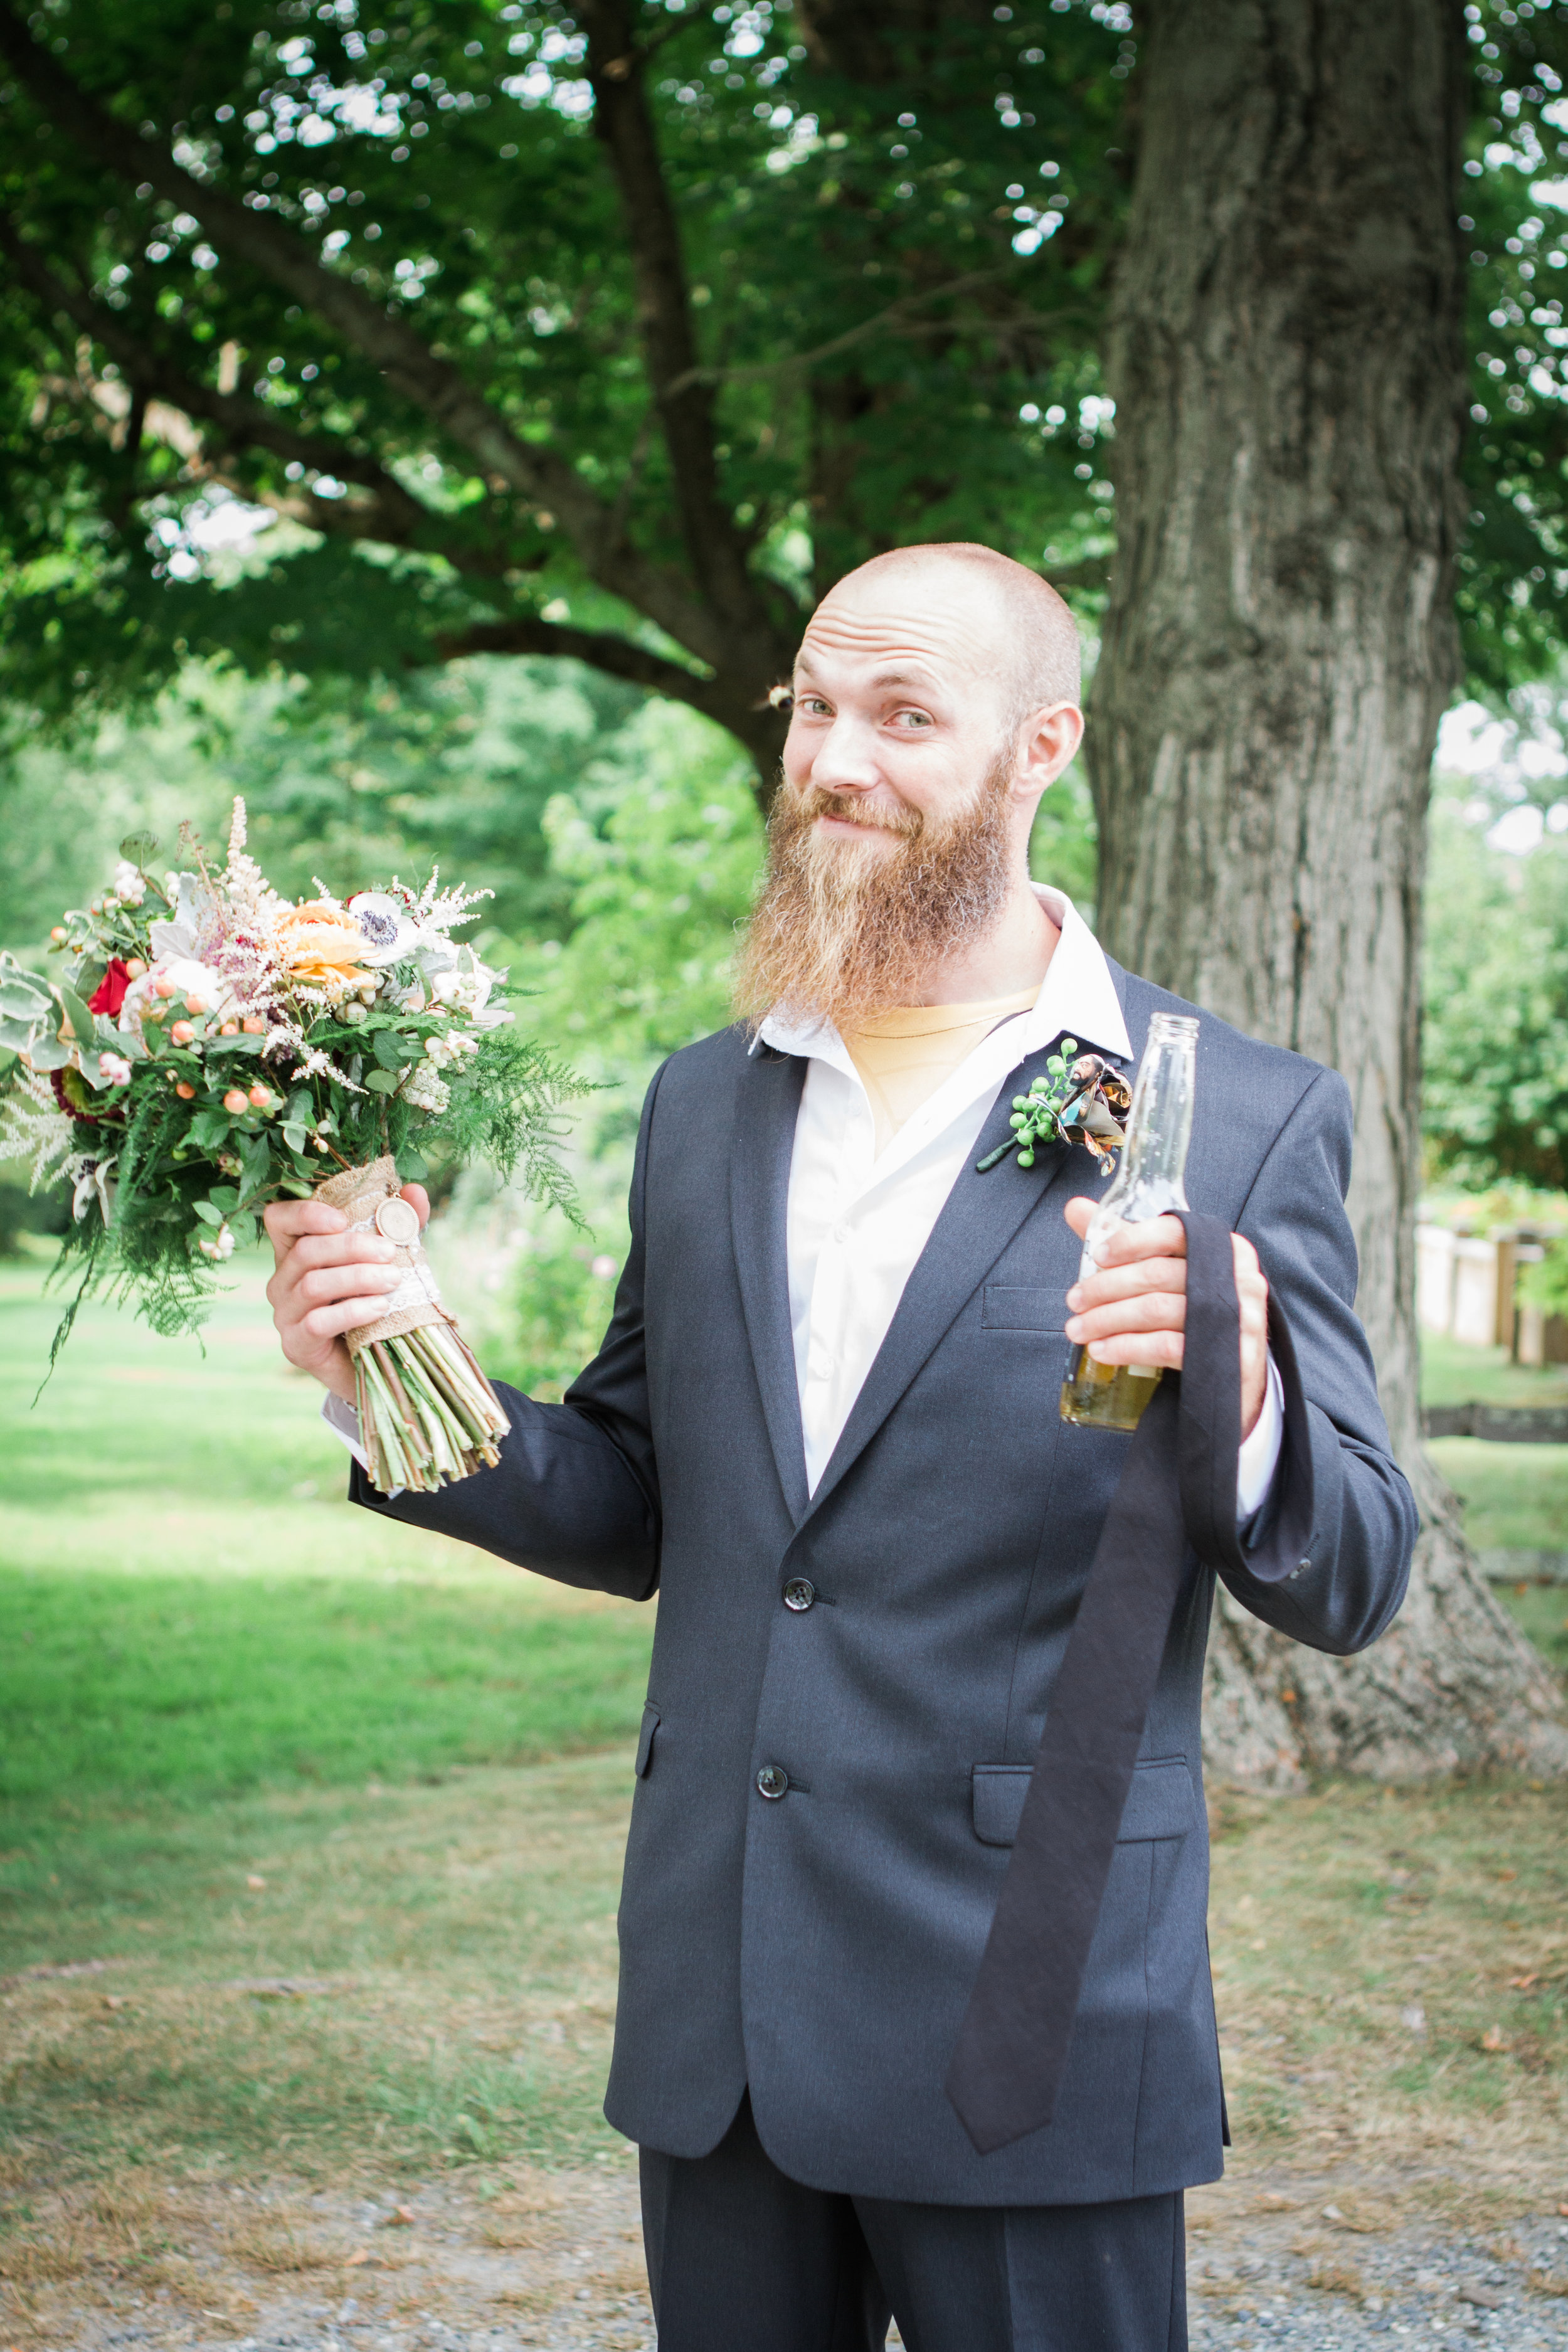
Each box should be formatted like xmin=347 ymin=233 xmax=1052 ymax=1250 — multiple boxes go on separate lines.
xmin=1059 ymin=1012 xmax=1199 ymax=1433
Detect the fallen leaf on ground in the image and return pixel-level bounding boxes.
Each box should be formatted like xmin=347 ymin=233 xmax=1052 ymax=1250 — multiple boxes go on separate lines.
xmin=1308 ymin=2262 xmax=1365 ymax=2299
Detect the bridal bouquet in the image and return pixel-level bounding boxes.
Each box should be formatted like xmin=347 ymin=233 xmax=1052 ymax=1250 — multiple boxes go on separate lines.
xmin=0 ymin=800 xmax=580 ymax=1493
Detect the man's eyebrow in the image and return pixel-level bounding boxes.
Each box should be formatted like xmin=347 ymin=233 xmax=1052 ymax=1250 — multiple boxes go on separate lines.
xmin=791 ymin=659 xmax=946 ymax=693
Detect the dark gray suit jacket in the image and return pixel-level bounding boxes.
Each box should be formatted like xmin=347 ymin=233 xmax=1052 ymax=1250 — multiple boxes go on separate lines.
xmin=350 ymin=964 xmax=1416 ymax=2206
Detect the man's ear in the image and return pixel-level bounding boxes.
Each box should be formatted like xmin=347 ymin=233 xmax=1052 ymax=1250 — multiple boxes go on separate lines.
xmin=1015 ymin=702 xmax=1085 ymax=804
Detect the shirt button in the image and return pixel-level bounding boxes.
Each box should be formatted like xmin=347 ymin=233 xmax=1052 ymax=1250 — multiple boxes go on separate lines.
xmin=782 ymin=1577 xmax=815 ymax=1613
xmin=1298 ymin=1557 xmax=1312 ymax=1573
xmin=832 ymin=1222 xmax=850 ymax=1244
xmin=756 ymin=1764 xmax=788 ymax=1799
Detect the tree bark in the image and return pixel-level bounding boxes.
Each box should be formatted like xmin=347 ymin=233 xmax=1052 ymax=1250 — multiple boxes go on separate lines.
xmin=1088 ymin=0 xmax=1568 ymax=1784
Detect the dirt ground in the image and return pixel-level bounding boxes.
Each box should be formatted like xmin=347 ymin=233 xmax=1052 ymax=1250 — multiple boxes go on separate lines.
xmin=6 ymin=2142 xmax=1568 ymax=2351
xmin=4 ymin=1768 xmax=1565 ymax=2349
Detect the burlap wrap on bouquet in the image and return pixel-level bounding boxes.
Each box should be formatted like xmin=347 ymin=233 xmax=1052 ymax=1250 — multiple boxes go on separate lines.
xmin=315 ymin=1154 xmax=510 ymax=1494
xmin=314 ymin=1154 xmax=449 ymax=1353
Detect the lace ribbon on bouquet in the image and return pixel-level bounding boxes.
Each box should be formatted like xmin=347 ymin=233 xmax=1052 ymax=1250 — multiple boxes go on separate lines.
xmin=315 ymin=1155 xmax=510 ymax=1493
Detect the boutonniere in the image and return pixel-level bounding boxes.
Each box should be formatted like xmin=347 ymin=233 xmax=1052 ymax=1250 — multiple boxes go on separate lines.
xmin=976 ymin=1039 xmax=1132 ymax=1174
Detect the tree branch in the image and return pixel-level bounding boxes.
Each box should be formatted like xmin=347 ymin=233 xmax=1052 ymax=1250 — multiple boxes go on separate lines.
xmin=430 ymin=614 xmax=725 ymax=711
xmin=662 ymin=265 xmax=1057 ymax=396
xmin=581 ymin=0 xmax=787 ymax=654
xmin=2 ymin=216 xmax=448 ymax=527
xmin=0 ymin=3 xmax=724 ymax=666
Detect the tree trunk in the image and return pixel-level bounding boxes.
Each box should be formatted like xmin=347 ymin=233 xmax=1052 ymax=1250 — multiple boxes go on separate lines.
xmin=1088 ymin=0 xmax=1568 ymax=1784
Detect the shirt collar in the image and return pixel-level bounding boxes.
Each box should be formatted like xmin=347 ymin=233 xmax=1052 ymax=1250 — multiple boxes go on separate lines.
xmin=753 ymin=884 xmax=1133 ymax=1069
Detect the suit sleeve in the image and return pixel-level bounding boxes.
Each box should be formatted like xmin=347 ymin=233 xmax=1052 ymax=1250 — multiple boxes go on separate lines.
xmin=1222 ymin=1066 xmax=1417 ymax=1655
xmin=346 ymin=1062 xmax=665 ymax=1601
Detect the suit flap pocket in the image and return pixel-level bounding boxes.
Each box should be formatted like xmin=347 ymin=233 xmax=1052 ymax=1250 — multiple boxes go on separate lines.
xmin=972 ymin=1757 xmax=1193 ymax=1847
xmin=635 ymin=1702 xmax=660 ymax=1779
xmin=982 ymin=1286 xmax=1066 ymax=1333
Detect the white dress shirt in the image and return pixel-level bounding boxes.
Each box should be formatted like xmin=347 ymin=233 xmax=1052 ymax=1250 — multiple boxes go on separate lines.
xmin=326 ymin=881 xmax=1283 ymax=1514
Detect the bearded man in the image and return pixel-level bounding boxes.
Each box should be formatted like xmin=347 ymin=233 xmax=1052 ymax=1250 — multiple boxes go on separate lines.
xmin=265 ymin=544 xmax=1415 ymax=2352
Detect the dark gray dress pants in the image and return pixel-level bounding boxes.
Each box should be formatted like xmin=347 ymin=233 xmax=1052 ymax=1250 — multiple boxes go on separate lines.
xmin=639 ymin=2095 xmax=1189 ymax=2352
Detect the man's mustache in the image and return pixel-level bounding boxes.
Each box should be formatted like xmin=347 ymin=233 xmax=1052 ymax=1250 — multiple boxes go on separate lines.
xmin=794 ymin=787 xmax=922 ymax=839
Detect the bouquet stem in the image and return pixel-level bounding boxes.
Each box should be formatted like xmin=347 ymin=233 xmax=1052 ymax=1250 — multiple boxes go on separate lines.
xmin=315 ymin=1156 xmax=510 ymax=1495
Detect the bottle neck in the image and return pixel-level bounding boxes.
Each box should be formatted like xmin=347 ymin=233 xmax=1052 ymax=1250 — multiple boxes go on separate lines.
xmin=1096 ymin=1025 xmax=1195 ymax=1222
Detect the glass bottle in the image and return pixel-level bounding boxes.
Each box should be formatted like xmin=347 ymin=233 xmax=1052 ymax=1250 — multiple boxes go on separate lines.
xmin=1059 ymin=1011 xmax=1199 ymax=1432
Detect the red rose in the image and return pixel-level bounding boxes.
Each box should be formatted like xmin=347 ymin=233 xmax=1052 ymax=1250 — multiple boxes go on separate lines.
xmin=88 ymin=959 xmax=132 ymax=1017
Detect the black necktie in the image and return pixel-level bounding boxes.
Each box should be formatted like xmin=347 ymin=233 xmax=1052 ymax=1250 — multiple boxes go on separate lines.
xmin=945 ymin=1210 xmax=1254 ymax=2157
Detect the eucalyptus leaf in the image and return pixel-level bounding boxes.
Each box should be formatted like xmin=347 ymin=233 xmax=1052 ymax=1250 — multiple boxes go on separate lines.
xmin=193 ymin=1199 xmax=224 ymax=1226
xmin=364 ymin=1069 xmax=400 ymax=1094
xmin=0 ymin=980 xmax=49 ymax=1020
xmin=55 ymin=983 xmax=96 ymax=1049
xmin=119 ymin=830 xmax=160 ymax=868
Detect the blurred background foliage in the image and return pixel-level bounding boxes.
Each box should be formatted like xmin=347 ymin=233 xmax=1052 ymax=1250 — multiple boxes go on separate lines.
xmin=6 ymin=0 xmax=1568 ymax=763
xmin=1 ymin=0 xmax=1568 ymax=1338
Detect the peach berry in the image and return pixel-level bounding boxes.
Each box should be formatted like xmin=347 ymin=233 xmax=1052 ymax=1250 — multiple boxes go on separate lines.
xmin=175 ymin=1081 xmax=196 ymax=1100
xmin=248 ymin=1084 xmax=271 ymax=1110
xmin=223 ymin=1089 xmax=249 ymax=1115
xmin=171 ymin=1020 xmax=195 ymax=1044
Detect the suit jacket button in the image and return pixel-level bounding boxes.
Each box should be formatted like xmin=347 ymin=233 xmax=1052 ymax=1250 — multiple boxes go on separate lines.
xmin=782 ymin=1577 xmax=815 ymax=1612
xmin=756 ymin=1765 xmax=788 ymax=1799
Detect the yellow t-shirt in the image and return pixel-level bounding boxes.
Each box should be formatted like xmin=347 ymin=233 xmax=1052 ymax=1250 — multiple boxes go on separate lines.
xmin=840 ymin=990 xmax=1039 ymax=1158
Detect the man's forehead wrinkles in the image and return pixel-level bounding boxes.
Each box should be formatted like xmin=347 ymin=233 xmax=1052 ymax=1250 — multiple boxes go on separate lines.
xmin=798 ymin=607 xmax=1005 ymax=680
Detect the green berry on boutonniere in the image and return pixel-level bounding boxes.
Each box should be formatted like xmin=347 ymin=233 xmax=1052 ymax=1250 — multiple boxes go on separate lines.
xmin=976 ymin=1042 xmax=1133 ymax=1175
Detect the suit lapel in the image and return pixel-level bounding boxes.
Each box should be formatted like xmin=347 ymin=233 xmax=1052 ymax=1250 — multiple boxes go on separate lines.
xmin=803 ymin=1049 xmax=1083 ymax=1521
xmin=729 ymin=1046 xmax=812 ymax=1525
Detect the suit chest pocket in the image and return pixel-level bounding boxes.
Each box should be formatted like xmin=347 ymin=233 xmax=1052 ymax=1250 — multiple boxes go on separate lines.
xmin=981 ymin=1285 xmax=1066 ymax=1334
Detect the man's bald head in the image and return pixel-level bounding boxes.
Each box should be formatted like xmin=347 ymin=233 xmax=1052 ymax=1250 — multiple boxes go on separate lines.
xmin=822 ymin=543 xmax=1081 ymax=734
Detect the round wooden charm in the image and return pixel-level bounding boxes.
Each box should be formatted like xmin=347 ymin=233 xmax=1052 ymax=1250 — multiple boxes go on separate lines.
xmin=374 ymin=1195 xmax=421 ymax=1246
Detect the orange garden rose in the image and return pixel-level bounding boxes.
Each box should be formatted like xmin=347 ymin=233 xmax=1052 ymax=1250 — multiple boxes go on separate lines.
xmin=275 ymin=901 xmax=371 ymax=996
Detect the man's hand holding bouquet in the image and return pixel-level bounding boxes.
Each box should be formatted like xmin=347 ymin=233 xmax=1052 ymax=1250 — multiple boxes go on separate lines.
xmin=0 ymin=798 xmax=580 ymax=1493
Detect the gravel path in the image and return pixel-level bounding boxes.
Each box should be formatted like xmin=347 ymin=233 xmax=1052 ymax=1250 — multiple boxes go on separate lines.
xmin=15 ymin=2163 xmax=1568 ymax=2349
xmin=1185 ymin=2202 xmax=1568 ymax=2349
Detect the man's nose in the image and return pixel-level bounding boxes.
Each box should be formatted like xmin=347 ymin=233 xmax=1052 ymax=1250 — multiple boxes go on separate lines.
xmin=803 ymin=716 xmax=883 ymax=795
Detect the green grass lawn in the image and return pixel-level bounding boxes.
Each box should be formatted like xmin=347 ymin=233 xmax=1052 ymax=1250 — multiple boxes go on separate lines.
xmin=1418 ymin=1330 xmax=1568 ymax=1411
xmin=1420 ymin=1331 xmax=1568 ymax=1562
xmin=1 ymin=1243 xmax=1564 ymax=2214
xmin=0 ymin=1249 xmax=655 ymax=1814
